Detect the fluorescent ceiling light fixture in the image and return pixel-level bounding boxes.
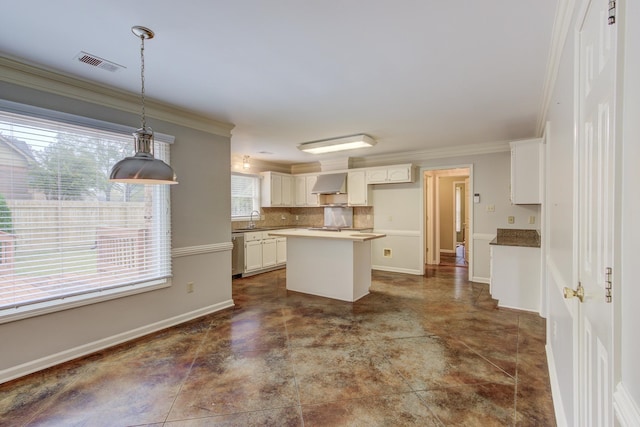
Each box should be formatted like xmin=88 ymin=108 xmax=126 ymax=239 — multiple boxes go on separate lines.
xmin=297 ymin=134 xmax=376 ymax=154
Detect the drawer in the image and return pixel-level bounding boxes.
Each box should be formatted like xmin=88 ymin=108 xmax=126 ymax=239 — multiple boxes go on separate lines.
xmin=244 ymin=231 xmax=263 ymax=242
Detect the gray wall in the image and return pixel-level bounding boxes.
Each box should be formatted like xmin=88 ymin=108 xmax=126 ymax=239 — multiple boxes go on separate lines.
xmin=0 ymin=77 xmax=233 ymax=381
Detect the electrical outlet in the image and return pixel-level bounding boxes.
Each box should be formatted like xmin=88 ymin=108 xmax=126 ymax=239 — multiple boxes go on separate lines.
xmin=508 ymin=216 xmax=515 ymax=224
xmin=486 ymin=204 xmax=495 ymax=212
xmin=186 ymin=282 xmax=194 ymax=293
xmin=295 ymin=215 xmax=299 ymax=221
xmin=529 ymin=216 xmax=536 ymax=224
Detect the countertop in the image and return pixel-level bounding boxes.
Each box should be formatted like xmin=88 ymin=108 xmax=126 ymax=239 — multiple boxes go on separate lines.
xmin=233 ymin=226 xmax=372 ymax=234
xmin=489 ymin=228 xmax=541 ymax=248
xmin=267 ymin=228 xmax=386 ymax=241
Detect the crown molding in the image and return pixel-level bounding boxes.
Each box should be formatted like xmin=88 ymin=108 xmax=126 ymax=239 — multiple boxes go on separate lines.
xmin=349 ymin=140 xmax=510 ymax=168
xmin=0 ymin=56 xmax=234 ymax=137
xmin=536 ymin=0 xmax=576 ymax=135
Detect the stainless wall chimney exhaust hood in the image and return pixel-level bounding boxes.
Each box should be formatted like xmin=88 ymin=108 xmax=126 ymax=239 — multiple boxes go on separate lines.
xmin=311 ymin=172 xmax=347 ymax=194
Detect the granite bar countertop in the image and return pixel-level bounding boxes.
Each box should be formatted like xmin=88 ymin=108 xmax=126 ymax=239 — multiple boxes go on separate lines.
xmin=489 ymin=228 xmax=541 ymax=248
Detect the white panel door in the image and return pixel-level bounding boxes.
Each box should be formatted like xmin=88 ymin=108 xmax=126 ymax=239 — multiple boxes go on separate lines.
xmin=276 ymin=237 xmax=287 ymax=264
xmin=245 ymin=240 xmax=263 ymax=272
xmin=271 ymin=174 xmax=282 ymax=206
xmin=573 ymin=1 xmax=617 ymax=425
xmin=305 ymin=176 xmax=318 ymax=206
xmin=347 ymin=171 xmax=368 ymax=206
xmin=281 ymin=175 xmax=292 ymax=206
xmin=262 ymin=238 xmax=277 ymax=268
xmin=294 ymin=176 xmax=306 ymax=206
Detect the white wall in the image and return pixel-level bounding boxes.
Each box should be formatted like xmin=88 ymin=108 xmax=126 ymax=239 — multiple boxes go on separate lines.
xmin=0 ymin=71 xmax=234 ymax=382
xmin=367 ymin=151 xmax=540 ymax=282
xmin=371 ymin=181 xmax=423 ymax=274
xmin=542 ymin=1 xmax=578 ymax=423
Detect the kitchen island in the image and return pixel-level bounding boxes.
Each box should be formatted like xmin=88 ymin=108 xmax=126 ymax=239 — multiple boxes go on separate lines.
xmin=267 ymin=229 xmax=386 ymax=302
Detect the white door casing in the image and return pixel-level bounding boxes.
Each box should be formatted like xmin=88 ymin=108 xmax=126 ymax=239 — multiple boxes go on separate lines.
xmin=464 ymin=177 xmax=470 ymax=264
xmin=574 ymin=0 xmax=617 ymax=424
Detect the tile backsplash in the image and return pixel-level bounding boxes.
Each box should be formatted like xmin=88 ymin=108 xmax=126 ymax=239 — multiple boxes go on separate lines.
xmin=232 ymin=206 xmax=374 ymax=230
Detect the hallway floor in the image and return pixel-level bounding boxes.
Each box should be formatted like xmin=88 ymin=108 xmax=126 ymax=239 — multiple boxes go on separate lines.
xmin=0 ymin=267 xmax=556 ymax=426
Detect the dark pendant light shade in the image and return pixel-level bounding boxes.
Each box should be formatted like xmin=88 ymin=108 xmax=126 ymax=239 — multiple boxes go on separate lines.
xmin=109 ymin=26 xmax=178 ymax=185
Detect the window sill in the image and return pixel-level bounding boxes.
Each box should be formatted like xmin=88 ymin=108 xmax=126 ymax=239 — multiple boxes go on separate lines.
xmin=0 ymin=279 xmax=171 ymax=325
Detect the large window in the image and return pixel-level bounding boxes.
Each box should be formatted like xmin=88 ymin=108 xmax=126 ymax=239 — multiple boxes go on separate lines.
xmin=0 ymin=102 xmax=173 ymax=322
xmin=231 ymin=173 xmax=260 ymax=220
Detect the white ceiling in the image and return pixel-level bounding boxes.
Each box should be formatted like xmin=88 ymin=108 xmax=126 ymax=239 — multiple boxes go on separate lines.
xmin=0 ymin=1 xmax=558 ymax=165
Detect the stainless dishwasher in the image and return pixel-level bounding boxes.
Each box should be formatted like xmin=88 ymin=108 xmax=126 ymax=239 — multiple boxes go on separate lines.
xmin=231 ymin=233 xmax=244 ymax=277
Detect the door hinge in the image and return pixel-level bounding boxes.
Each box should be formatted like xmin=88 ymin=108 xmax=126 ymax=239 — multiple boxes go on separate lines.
xmin=605 ymin=267 xmax=613 ymax=303
xmin=608 ymin=1 xmax=616 ymax=25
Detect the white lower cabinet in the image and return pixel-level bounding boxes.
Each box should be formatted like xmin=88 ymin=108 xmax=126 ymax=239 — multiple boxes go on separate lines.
xmin=276 ymin=237 xmax=287 ymax=264
xmin=262 ymin=238 xmax=277 ymax=268
xmin=490 ymin=245 xmax=540 ymax=312
xmin=245 ymin=240 xmax=263 ymax=272
xmin=243 ymin=231 xmax=288 ymax=274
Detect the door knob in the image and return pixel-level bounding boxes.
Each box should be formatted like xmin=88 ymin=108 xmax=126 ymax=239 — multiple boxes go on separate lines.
xmin=563 ymin=283 xmax=585 ymax=302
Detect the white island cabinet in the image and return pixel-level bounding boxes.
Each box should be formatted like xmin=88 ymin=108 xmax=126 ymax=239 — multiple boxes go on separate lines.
xmin=268 ymin=229 xmax=386 ymax=302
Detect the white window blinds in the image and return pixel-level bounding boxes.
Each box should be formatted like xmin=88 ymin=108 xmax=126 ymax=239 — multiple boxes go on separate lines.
xmin=231 ymin=173 xmax=260 ymax=219
xmin=0 ymin=106 xmax=172 ymax=317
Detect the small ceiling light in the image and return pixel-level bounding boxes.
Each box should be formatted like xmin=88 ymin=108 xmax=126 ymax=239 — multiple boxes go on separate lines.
xmin=243 ymin=155 xmax=251 ymax=169
xmin=297 ymin=134 xmax=377 ymax=154
xmin=110 ymin=26 xmax=178 ymax=184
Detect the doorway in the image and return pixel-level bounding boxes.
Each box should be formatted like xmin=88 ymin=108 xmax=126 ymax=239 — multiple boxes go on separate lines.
xmin=423 ymin=167 xmax=471 ymax=273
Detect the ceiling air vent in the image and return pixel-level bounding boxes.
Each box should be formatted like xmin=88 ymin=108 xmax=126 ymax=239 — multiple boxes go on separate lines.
xmin=75 ymin=51 xmax=125 ymax=72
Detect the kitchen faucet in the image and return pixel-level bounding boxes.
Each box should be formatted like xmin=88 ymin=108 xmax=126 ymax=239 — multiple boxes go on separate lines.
xmin=248 ymin=210 xmax=260 ymax=229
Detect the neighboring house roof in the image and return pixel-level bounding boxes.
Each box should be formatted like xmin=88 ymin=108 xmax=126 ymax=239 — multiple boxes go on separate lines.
xmin=0 ymin=134 xmax=36 ymax=164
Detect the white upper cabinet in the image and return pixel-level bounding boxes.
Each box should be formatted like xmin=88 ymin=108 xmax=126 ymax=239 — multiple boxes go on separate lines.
xmin=294 ymin=176 xmax=307 ymax=206
xmin=365 ymin=164 xmax=414 ymax=184
xmin=510 ymin=138 xmax=543 ymax=204
xmin=261 ymin=172 xmax=293 ymax=207
xmin=347 ymin=170 xmax=370 ymax=206
xmin=281 ymin=175 xmax=293 ymax=206
xmin=305 ymin=175 xmax=319 ymax=206
xmin=293 ymin=175 xmax=319 ymax=206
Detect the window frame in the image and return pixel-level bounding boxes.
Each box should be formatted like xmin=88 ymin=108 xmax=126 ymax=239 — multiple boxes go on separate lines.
xmin=0 ymin=100 xmax=174 ymax=324
xmin=231 ymin=172 xmax=261 ymax=221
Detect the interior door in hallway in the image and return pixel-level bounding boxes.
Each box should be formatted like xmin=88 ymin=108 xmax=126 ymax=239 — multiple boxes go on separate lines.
xmin=573 ymin=0 xmax=617 ymax=424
